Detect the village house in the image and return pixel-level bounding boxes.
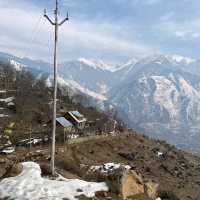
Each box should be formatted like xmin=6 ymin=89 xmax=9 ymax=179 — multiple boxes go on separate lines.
xmin=0 ymin=71 xmax=14 ymax=91
xmin=64 ymin=111 xmax=87 ymax=130
xmin=0 ymin=74 xmax=6 ymax=90
xmin=56 ymin=117 xmax=73 ymax=133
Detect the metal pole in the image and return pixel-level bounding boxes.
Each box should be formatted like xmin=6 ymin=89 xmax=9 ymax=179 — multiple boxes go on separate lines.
xmin=44 ymin=0 xmax=69 ymax=176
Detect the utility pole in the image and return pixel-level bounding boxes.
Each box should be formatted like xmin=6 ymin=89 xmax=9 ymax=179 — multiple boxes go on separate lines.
xmin=44 ymin=0 xmax=69 ymax=176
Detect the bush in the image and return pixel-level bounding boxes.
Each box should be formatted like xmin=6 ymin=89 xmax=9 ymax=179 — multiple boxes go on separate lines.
xmin=158 ymin=191 xmax=179 ymax=200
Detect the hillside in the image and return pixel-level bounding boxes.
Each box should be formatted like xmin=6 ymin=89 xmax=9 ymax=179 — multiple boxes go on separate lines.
xmin=0 ymin=131 xmax=200 ymax=200
xmin=1 ymin=52 xmax=200 ymax=152
xmin=0 ymin=61 xmax=200 ymax=200
xmin=0 ymin=62 xmax=117 ymax=149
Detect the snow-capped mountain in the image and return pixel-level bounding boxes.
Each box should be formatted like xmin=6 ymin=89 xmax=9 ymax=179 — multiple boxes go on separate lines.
xmin=0 ymin=52 xmax=108 ymax=104
xmin=166 ymin=54 xmax=195 ymax=65
xmin=1 ymin=51 xmax=200 ymax=152
xmin=109 ymin=54 xmax=200 ymax=151
xmin=46 ymin=75 xmax=107 ymax=101
xmin=59 ymin=59 xmax=119 ymax=95
xmin=0 ymin=52 xmax=52 ymax=74
xmin=77 ymin=58 xmax=117 ymax=72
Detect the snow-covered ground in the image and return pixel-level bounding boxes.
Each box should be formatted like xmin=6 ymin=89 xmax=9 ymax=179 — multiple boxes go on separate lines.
xmin=18 ymin=138 xmax=46 ymax=146
xmin=90 ymin=162 xmax=131 ymax=173
xmin=0 ymin=162 xmax=108 ymax=200
xmin=0 ymin=97 xmax=15 ymax=103
xmin=0 ymin=114 xmax=9 ymax=118
xmin=0 ymin=90 xmax=6 ymax=93
xmin=0 ymin=146 xmax=15 ymax=154
xmin=46 ymin=76 xmax=107 ymax=101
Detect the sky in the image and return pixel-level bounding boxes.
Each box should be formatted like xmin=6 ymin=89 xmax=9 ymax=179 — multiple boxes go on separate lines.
xmin=1 ymin=0 xmax=200 ymax=63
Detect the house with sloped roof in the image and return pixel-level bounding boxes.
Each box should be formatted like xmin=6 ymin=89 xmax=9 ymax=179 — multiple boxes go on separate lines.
xmin=56 ymin=117 xmax=73 ymax=132
xmin=64 ymin=111 xmax=87 ymax=130
xmin=0 ymin=73 xmax=6 ymax=90
xmin=56 ymin=117 xmax=75 ymax=143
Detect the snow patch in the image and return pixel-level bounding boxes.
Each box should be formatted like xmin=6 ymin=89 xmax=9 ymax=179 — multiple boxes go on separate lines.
xmin=0 ymin=97 xmax=15 ymax=103
xmin=0 ymin=114 xmax=9 ymax=118
xmin=152 ymin=76 xmax=179 ymax=120
xmin=97 ymin=82 xmax=108 ymax=95
xmin=122 ymin=58 xmax=138 ymax=68
xmin=8 ymin=102 xmax=15 ymax=106
xmin=90 ymin=163 xmax=131 ymax=173
xmin=10 ymin=60 xmax=24 ymax=71
xmin=0 ymin=90 xmax=6 ymax=94
xmin=140 ymin=54 xmax=195 ymax=66
xmin=0 ymin=146 xmax=15 ymax=154
xmin=46 ymin=77 xmax=52 ymax=87
xmin=47 ymin=75 xmax=107 ymax=101
xmin=78 ymin=58 xmax=117 ymax=72
xmin=166 ymin=54 xmax=195 ymax=65
xmin=0 ymin=162 xmax=108 ymax=200
xmin=27 ymin=138 xmax=43 ymax=145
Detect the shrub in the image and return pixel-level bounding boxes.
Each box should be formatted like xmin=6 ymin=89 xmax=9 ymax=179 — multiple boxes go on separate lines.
xmin=158 ymin=191 xmax=179 ymax=200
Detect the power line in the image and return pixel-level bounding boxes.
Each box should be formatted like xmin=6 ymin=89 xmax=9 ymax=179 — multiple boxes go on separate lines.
xmin=22 ymin=14 xmax=44 ymax=59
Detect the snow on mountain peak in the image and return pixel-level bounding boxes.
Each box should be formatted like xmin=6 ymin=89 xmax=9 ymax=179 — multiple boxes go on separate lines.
xmin=122 ymin=58 xmax=138 ymax=68
xmin=78 ymin=58 xmax=99 ymax=69
xmin=77 ymin=58 xmax=122 ymax=72
xmin=138 ymin=54 xmax=168 ymax=65
xmin=78 ymin=58 xmax=114 ymax=71
xmin=138 ymin=54 xmax=195 ymax=66
xmin=46 ymin=75 xmax=107 ymax=101
xmin=166 ymin=54 xmax=195 ymax=65
xmin=10 ymin=60 xmax=25 ymax=71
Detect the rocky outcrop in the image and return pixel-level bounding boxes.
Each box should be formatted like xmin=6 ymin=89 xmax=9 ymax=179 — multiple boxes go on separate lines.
xmin=145 ymin=181 xmax=159 ymax=199
xmin=121 ymin=171 xmax=144 ymax=199
xmin=9 ymin=163 xmax=23 ymax=177
xmin=121 ymin=170 xmax=159 ymax=200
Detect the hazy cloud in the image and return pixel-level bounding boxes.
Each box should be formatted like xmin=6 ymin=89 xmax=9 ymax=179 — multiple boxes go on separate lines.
xmin=0 ymin=0 xmax=200 ymax=62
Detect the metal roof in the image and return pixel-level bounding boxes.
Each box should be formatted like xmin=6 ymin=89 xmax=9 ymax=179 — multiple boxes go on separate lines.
xmin=56 ymin=117 xmax=73 ymax=127
xmin=70 ymin=111 xmax=84 ymax=118
xmin=68 ymin=111 xmax=86 ymax=123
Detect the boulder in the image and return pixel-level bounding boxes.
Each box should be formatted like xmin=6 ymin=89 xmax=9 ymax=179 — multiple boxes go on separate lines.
xmin=121 ymin=171 xmax=145 ymax=199
xmin=127 ymin=193 xmax=152 ymax=200
xmin=0 ymin=158 xmax=7 ymax=164
xmin=0 ymin=164 xmax=6 ymax=179
xmin=9 ymin=163 xmax=23 ymax=177
xmin=120 ymin=170 xmax=159 ymax=200
xmin=40 ymin=163 xmax=51 ymax=176
xmin=145 ymin=181 xmax=159 ymax=199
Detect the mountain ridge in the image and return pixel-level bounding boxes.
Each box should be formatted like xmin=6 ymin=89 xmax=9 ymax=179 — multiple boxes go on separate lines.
xmin=1 ymin=51 xmax=200 ymax=152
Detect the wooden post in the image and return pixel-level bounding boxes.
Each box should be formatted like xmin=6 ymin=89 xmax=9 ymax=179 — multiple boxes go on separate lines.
xmin=64 ymin=129 xmax=66 ymax=152
xmin=29 ymin=126 xmax=32 ymax=152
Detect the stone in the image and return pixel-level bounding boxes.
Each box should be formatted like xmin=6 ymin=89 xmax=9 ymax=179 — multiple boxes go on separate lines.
xmin=121 ymin=170 xmax=145 ymax=200
xmin=0 ymin=158 xmax=7 ymax=164
xmin=0 ymin=164 xmax=6 ymax=179
xmin=9 ymin=163 xmax=23 ymax=177
xmin=128 ymin=193 xmax=152 ymax=200
xmin=40 ymin=163 xmax=51 ymax=176
xmin=145 ymin=181 xmax=159 ymax=199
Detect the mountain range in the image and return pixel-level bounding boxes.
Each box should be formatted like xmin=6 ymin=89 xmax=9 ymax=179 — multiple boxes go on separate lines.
xmin=1 ymin=51 xmax=200 ymax=152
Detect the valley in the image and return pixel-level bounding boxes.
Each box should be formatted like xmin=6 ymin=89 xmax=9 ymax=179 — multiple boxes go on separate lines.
xmin=1 ymin=52 xmax=200 ymax=152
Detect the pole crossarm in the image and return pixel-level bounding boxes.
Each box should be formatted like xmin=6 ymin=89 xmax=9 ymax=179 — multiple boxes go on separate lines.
xmin=59 ymin=16 xmax=69 ymax=26
xmin=44 ymin=10 xmax=69 ymax=27
xmin=44 ymin=14 xmax=55 ymax=25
